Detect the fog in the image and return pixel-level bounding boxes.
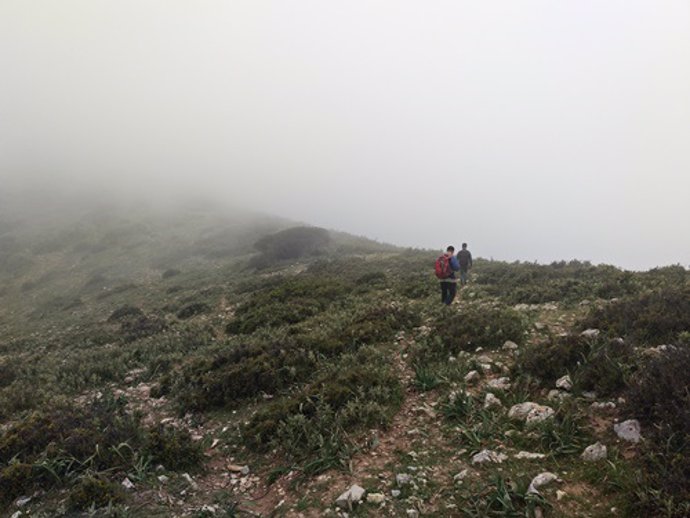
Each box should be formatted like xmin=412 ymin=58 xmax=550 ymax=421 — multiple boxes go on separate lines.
xmin=1 ymin=1 xmax=689 ymax=270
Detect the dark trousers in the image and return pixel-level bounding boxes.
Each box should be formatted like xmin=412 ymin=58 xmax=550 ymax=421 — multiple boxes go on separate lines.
xmin=440 ymin=281 xmax=457 ymax=305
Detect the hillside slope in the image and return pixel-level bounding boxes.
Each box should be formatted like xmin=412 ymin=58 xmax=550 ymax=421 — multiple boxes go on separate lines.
xmin=0 ymin=203 xmax=688 ymax=517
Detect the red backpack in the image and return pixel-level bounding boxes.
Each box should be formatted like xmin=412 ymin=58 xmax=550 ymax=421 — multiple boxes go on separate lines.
xmin=435 ymin=254 xmax=452 ymax=279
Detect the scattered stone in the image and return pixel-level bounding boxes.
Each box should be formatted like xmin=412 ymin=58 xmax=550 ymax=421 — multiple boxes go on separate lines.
xmin=502 ymin=340 xmax=519 ymax=351
xmin=508 ymin=402 xmax=555 ymax=424
xmin=556 ymin=490 xmax=567 ymax=501
xmin=528 ymin=472 xmax=560 ymax=494
xmin=534 ymin=322 xmax=546 ymax=330
xmin=581 ymin=442 xmax=607 ymax=462
xmin=200 ymin=504 xmax=218 ymax=514
xmin=472 ymin=449 xmax=508 ymax=465
xmin=555 ymin=375 xmax=573 ymax=391
xmin=515 ymin=451 xmax=546 ymax=460
xmin=547 ymin=389 xmax=571 ymax=402
xmin=582 ymin=391 xmax=597 ymax=400
xmin=158 ymin=475 xmax=169 ymax=483
xmin=480 ymin=363 xmax=492 ymax=372
xmin=228 ymin=464 xmax=250 ymax=475
xmin=210 ymin=438 xmax=220 ymax=449
xmin=391 ymin=489 xmax=401 ymax=498
xmin=121 ymin=477 xmax=135 ymax=490
xmin=581 ymin=329 xmax=600 ymax=338
xmin=406 ymin=509 xmax=419 ymax=518
xmin=591 ymin=401 xmax=616 ymax=411
xmin=181 ymin=473 xmax=198 ymax=490
xmin=487 ymin=377 xmax=511 ymax=391
xmin=477 ymin=355 xmax=493 ymax=364
xmin=614 ymin=419 xmax=641 ymax=443
xmin=464 ymin=370 xmax=480 ymax=384
xmin=484 ymin=392 xmax=503 ymax=409
xmin=366 ymin=493 xmax=385 ymax=505
xmin=335 ymin=485 xmax=366 ymax=510
xmin=10 ymin=512 xmax=22 ymax=518
xmin=396 ymin=473 xmax=413 ymax=486
xmin=453 ymin=469 xmax=470 ymax=483
xmin=15 ymin=496 xmax=31 ymax=507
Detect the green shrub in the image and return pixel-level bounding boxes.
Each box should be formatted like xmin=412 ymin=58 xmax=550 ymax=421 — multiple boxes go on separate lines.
xmin=67 ymin=476 xmax=124 ymax=511
xmin=177 ymin=302 xmax=211 ymax=319
xmin=514 ymin=335 xmax=635 ymax=396
xmin=622 ymin=343 xmax=690 ymax=517
xmin=143 ymin=426 xmax=203 ymax=470
xmin=427 ymin=305 xmax=527 ymax=358
xmin=243 ymin=347 xmax=402 ymax=472
xmin=226 ymin=276 xmax=350 ymax=334
xmin=250 ymin=226 xmax=331 ymax=268
xmin=108 ymin=305 xmax=144 ymax=322
xmin=0 ymin=463 xmax=35 ymax=504
xmin=580 ymin=286 xmax=690 ymax=345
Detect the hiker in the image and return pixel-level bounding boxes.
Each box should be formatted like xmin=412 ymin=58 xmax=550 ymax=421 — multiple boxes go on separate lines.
xmin=435 ymin=246 xmax=460 ymax=305
xmin=457 ymin=243 xmax=473 ymax=285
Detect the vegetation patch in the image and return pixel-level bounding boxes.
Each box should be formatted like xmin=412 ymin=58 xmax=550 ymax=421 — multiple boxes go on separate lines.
xmin=579 ymin=286 xmax=690 ymax=344
xmin=621 ymin=342 xmax=690 ymax=517
xmin=243 ymin=347 xmax=402 ymax=474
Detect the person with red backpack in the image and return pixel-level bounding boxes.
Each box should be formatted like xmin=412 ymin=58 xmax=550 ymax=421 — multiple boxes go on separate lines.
xmin=435 ymin=246 xmax=460 ymax=305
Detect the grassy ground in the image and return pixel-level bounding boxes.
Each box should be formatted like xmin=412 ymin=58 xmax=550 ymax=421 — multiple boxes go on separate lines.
xmin=0 ymin=207 xmax=688 ymax=517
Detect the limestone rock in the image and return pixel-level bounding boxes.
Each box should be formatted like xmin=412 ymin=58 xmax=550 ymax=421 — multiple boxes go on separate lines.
xmin=528 ymin=472 xmax=560 ymax=494
xmin=484 ymin=392 xmax=503 ymax=409
xmin=464 ymin=370 xmax=480 ymax=384
xmin=366 ymin=493 xmax=385 ymax=504
xmin=487 ymin=377 xmax=511 ymax=391
xmin=472 ymin=449 xmax=508 ymax=465
xmin=555 ymin=375 xmax=573 ymax=391
xmin=614 ymin=419 xmax=641 ymax=443
xmin=509 ymin=402 xmax=555 ymax=424
xmin=336 ymin=485 xmax=366 ymax=510
xmin=581 ymin=329 xmax=601 ymax=338
xmin=581 ymin=442 xmax=607 ymax=462
xmin=502 ymin=340 xmax=519 ymax=351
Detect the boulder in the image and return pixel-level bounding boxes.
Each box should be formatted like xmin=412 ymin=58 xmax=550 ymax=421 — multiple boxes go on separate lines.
xmin=502 ymin=340 xmax=519 ymax=351
xmin=555 ymin=375 xmax=573 ymax=391
xmin=515 ymin=451 xmax=546 ymax=460
xmin=484 ymin=392 xmax=503 ymax=409
xmin=487 ymin=377 xmax=511 ymax=391
xmin=527 ymin=472 xmax=560 ymax=494
xmin=396 ymin=473 xmax=413 ymax=486
xmin=464 ymin=370 xmax=480 ymax=384
xmin=471 ymin=449 xmax=508 ymax=465
xmin=614 ymin=419 xmax=641 ymax=443
xmin=335 ymin=485 xmax=366 ymax=510
xmin=366 ymin=493 xmax=385 ymax=504
xmin=581 ymin=329 xmax=601 ymax=338
xmin=508 ymin=402 xmax=555 ymax=424
xmin=581 ymin=442 xmax=607 ymax=462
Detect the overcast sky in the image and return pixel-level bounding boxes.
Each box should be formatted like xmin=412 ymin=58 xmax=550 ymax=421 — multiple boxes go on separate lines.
xmin=1 ymin=1 xmax=689 ymax=270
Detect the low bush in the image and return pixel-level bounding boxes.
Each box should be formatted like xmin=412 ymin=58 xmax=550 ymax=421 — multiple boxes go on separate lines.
xmin=67 ymin=476 xmax=124 ymax=511
xmin=250 ymin=226 xmax=331 ymax=269
xmin=108 ymin=305 xmax=144 ymax=322
xmin=177 ymin=302 xmax=211 ymax=319
xmin=243 ymin=347 xmax=402 ymax=473
xmin=621 ymin=343 xmax=690 ymax=517
xmin=579 ymin=286 xmax=690 ymax=345
xmin=0 ymin=394 xmax=202 ymax=508
xmin=514 ymin=335 xmax=635 ymax=396
xmin=420 ymin=305 xmax=527 ymax=361
xmin=226 ymin=276 xmax=350 ymax=334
